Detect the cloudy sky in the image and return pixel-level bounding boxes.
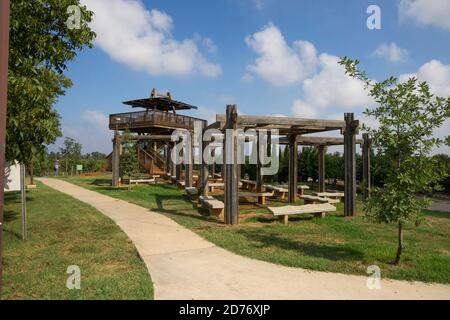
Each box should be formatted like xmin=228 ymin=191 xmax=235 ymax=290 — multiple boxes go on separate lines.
xmin=53 ymin=0 xmax=450 ymax=154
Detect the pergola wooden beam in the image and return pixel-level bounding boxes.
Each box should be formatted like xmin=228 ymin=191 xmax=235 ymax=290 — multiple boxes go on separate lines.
xmin=279 ymin=136 xmax=363 ymax=146
xmin=129 ymin=135 xmax=173 ymax=141
xmin=215 ymin=114 xmax=345 ymax=130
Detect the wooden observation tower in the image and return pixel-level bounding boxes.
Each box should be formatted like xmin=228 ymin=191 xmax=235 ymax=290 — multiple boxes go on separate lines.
xmin=108 ymin=89 xmax=206 ymax=186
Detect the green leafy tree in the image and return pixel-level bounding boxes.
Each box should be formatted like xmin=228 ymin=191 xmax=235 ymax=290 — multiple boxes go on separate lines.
xmin=340 ymin=57 xmax=450 ymax=264
xmin=120 ymin=132 xmax=139 ymax=190
xmin=59 ymin=137 xmax=82 ymax=175
xmin=7 ymin=1 xmax=95 ymax=167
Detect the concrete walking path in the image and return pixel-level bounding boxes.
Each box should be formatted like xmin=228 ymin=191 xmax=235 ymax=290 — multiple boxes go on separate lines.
xmin=38 ymin=178 xmax=450 ymax=300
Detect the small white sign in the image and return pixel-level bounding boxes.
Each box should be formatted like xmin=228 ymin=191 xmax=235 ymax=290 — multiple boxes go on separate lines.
xmin=4 ymin=161 xmax=21 ymax=192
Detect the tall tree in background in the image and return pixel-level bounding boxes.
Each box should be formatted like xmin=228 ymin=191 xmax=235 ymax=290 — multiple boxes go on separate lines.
xmin=7 ymin=0 xmax=95 ymax=167
xmin=60 ymin=137 xmax=82 ymax=175
xmin=340 ymin=57 xmax=450 ymax=265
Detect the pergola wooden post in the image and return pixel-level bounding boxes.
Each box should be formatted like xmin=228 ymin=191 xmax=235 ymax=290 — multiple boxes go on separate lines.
xmin=199 ymin=127 xmax=210 ymax=201
xmin=112 ymin=132 xmax=121 ymax=187
xmin=318 ymin=145 xmax=327 ymax=193
xmin=288 ymin=134 xmax=298 ymax=203
xmin=343 ymin=113 xmax=359 ymax=217
xmin=224 ymin=105 xmax=239 ymax=225
xmin=362 ymin=133 xmax=372 ymax=201
xmin=256 ymin=132 xmax=262 ymax=193
xmin=175 ymin=146 xmax=182 ymax=182
xmin=185 ymin=132 xmax=194 ymax=188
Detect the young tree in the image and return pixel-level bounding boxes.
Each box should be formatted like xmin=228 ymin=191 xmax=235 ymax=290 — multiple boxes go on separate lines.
xmin=7 ymin=1 xmax=95 ymax=169
xmin=120 ymin=132 xmax=139 ymax=190
xmin=340 ymin=57 xmax=450 ymax=264
xmin=59 ymin=137 xmax=82 ymax=175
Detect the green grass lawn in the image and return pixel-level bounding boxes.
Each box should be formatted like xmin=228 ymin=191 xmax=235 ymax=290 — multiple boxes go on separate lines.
xmin=1 ymin=181 xmax=153 ymax=300
xmin=62 ymin=174 xmax=450 ymax=284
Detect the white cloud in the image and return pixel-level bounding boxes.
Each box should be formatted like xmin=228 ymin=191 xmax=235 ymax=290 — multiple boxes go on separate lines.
xmin=399 ymin=59 xmax=450 ymax=154
xmin=399 ymin=0 xmax=450 ymax=30
xmin=245 ymin=23 xmax=318 ymax=86
xmin=81 ymin=0 xmax=221 ymax=77
xmin=373 ymin=42 xmax=409 ymax=63
xmin=291 ymin=54 xmax=374 ymax=117
xmin=399 ymin=59 xmax=450 ymax=97
xmin=59 ymin=111 xmax=112 ymax=154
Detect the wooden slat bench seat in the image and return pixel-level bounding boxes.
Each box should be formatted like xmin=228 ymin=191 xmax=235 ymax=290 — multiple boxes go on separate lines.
xmin=280 ymin=184 xmax=310 ymax=196
xmin=300 ymin=195 xmax=330 ymax=204
xmin=208 ymin=182 xmax=224 ymax=193
xmin=127 ymin=178 xmax=156 ymax=185
xmin=199 ymin=196 xmax=224 ymax=218
xmin=264 ymin=185 xmax=288 ymax=200
xmin=314 ymin=192 xmax=344 ymax=201
xmin=268 ymin=203 xmax=337 ymax=224
xmin=241 ymin=179 xmax=257 ymax=191
xmin=240 ymin=191 xmax=274 ymax=205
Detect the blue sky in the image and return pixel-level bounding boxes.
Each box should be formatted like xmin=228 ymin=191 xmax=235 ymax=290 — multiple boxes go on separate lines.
xmin=53 ymin=0 xmax=450 ymax=154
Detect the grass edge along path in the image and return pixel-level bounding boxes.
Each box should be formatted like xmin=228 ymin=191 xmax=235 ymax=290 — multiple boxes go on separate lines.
xmin=62 ymin=175 xmax=450 ymax=284
xmin=2 ymin=181 xmax=154 ymax=300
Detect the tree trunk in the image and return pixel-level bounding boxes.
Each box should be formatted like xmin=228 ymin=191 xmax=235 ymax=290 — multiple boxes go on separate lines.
xmin=394 ymin=221 xmax=403 ymax=265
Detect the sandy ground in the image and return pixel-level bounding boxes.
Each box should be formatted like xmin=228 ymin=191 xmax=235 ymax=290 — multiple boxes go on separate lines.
xmin=38 ymin=178 xmax=450 ymax=300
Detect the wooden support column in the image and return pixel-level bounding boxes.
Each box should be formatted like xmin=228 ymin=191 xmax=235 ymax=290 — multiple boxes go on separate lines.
xmin=175 ymin=144 xmax=182 ymax=182
xmin=200 ymin=127 xmax=210 ymax=201
xmin=344 ymin=113 xmax=359 ymax=217
xmin=112 ymin=132 xmax=121 ymax=187
xmin=318 ymin=145 xmax=326 ymax=193
xmin=163 ymin=144 xmax=168 ymax=174
xmin=211 ymin=148 xmax=216 ymax=178
xmin=362 ymin=133 xmax=372 ymax=201
xmin=288 ymin=134 xmax=298 ymax=203
xmin=185 ymin=131 xmax=194 ymax=188
xmin=224 ymin=105 xmax=239 ymax=225
xmin=256 ymin=131 xmax=262 ymax=192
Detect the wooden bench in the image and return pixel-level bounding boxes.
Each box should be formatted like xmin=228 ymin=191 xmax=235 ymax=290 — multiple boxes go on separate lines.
xmin=314 ymin=192 xmax=344 ymax=201
xmin=200 ymin=196 xmax=224 ymax=218
xmin=279 ymin=184 xmax=310 ymax=196
xmin=240 ymin=191 xmax=274 ymax=205
xmin=300 ymin=195 xmax=330 ymax=205
xmin=268 ymin=203 xmax=337 ymax=224
xmin=185 ymin=187 xmax=198 ymax=200
xmin=208 ymin=182 xmax=224 ymax=193
xmin=127 ymin=178 xmax=156 ymax=185
xmin=264 ymin=185 xmax=288 ymax=200
xmin=241 ymin=179 xmax=257 ymax=191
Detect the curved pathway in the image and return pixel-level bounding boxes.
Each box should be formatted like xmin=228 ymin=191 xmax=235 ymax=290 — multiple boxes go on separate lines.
xmin=38 ymin=178 xmax=450 ymax=300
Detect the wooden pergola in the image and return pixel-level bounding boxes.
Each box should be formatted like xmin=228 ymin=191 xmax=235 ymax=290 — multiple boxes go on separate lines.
xmin=197 ymin=105 xmax=371 ymax=225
